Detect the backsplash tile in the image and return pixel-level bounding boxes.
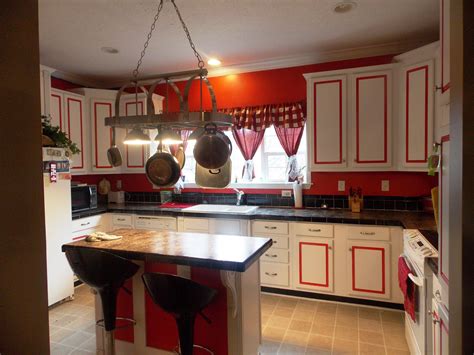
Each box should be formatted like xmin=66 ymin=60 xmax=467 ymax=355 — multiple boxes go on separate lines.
xmin=124 ymin=191 xmax=428 ymax=212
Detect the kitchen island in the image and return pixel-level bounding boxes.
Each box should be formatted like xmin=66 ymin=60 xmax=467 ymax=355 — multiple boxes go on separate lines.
xmin=62 ymin=229 xmax=272 ymax=355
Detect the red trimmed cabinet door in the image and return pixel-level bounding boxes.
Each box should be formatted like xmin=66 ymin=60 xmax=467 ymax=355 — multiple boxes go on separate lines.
xmin=346 ymin=241 xmax=391 ymax=299
xmin=294 ymin=237 xmax=334 ymax=292
xmin=50 ymin=89 xmax=64 ymax=130
xmin=63 ymin=92 xmax=86 ymax=173
xmin=400 ymin=60 xmax=434 ymax=169
xmin=349 ymin=70 xmax=392 ymax=168
xmin=306 ymin=75 xmax=347 ymax=170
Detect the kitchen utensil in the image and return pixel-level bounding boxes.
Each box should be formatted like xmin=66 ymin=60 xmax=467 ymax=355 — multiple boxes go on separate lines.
xmin=107 ymin=127 xmax=122 ymax=167
xmin=174 ymin=144 xmax=186 ymax=169
xmin=193 ymin=123 xmax=232 ymax=169
xmin=145 ymin=144 xmax=181 ymax=187
xmin=195 ymin=159 xmax=232 ymax=188
xmin=431 ymin=186 xmax=439 ymax=229
xmin=98 ymin=178 xmax=111 ymax=195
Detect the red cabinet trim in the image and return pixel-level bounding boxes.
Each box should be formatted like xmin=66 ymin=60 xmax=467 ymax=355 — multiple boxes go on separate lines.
xmin=439 ymin=134 xmax=450 ymax=284
xmin=94 ymin=102 xmax=113 ymax=169
xmin=298 ymin=241 xmax=329 ymax=287
xmin=441 ymin=0 xmax=450 ymax=93
xmin=406 ymin=65 xmax=429 ymax=163
xmin=313 ymin=79 xmax=343 ymax=164
xmin=67 ymin=97 xmax=84 ymax=169
xmin=351 ymin=246 xmax=386 ymax=294
xmin=355 ymin=75 xmax=388 ymax=164
xmin=51 ymin=93 xmax=63 ymax=130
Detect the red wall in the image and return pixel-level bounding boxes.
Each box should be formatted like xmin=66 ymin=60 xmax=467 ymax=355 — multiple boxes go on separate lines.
xmin=58 ymin=55 xmax=437 ymax=197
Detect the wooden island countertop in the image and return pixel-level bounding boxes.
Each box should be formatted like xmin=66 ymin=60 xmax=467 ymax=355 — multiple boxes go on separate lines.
xmin=62 ymin=228 xmax=272 ymax=272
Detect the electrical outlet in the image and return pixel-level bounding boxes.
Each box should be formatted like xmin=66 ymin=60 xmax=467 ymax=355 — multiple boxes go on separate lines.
xmin=281 ymin=190 xmax=292 ymax=197
xmin=116 ymin=180 xmax=122 ymax=190
xmin=381 ymin=180 xmax=390 ymax=192
xmin=338 ymin=180 xmax=346 ymax=191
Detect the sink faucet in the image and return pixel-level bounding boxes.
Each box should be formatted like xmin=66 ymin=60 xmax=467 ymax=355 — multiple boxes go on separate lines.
xmin=233 ymin=188 xmax=245 ymax=206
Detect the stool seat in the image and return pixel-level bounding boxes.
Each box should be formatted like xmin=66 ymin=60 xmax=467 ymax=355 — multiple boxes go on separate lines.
xmin=142 ymin=273 xmax=217 ymax=355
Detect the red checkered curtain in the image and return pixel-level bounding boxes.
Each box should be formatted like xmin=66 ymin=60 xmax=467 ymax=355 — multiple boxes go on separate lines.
xmin=222 ymin=101 xmax=306 ymax=131
xmin=274 ymin=125 xmax=305 ymax=182
xmin=232 ymin=128 xmax=265 ymax=181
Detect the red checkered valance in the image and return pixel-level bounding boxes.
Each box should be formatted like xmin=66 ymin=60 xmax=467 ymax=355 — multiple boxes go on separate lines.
xmin=220 ymin=101 xmax=306 ymax=131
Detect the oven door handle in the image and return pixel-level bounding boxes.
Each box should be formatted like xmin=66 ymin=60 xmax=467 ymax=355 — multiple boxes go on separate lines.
xmin=408 ymin=272 xmax=424 ymax=287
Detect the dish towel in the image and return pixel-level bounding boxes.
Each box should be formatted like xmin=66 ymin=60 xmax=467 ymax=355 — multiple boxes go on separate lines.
xmin=85 ymin=232 xmax=122 ymax=243
xmin=398 ymin=256 xmax=416 ymax=321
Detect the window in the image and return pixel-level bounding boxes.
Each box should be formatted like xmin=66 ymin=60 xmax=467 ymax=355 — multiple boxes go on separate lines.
xmin=181 ymin=126 xmax=307 ymax=185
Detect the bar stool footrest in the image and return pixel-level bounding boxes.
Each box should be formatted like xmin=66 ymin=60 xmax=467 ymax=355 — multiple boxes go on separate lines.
xmin=96 ymin=317 xmax=136 ymax=330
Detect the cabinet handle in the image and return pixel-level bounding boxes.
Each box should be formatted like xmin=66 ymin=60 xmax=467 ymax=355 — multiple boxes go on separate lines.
xmin=432 ymin=318 xmax=440 ymax=325
xmin=328 ymin=246 xmax=333 ymax=250
xmin=117 ymin=218 xmax=126 ymax=221
xmin=360 ymin=231 xmax=376 ymax=236
xmin=265 ymin=226 xmax=277 ymax=230
xmin=349 ymin=248 xmax=353 ymax=252
xmin=80 ymin=222 xmax=90 ymax=226
xmin=435 ymin=85 xmax=443 ymax=91
xmin=272 ymin=241 xmax=278 ymax=244
xmin=265 ymin=254 xmax=278 ymax=258
xmin=309 ymin=228 xmax=321 ymax=232
xmin=265 ymin=272 xmax=278 ymax=277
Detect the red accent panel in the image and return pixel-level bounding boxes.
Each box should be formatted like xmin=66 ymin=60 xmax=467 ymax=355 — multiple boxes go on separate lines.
xmin=51 ymin=93 xmax=63 ymax=130
xmin=441 ymin=0 xmax=450 ymax=93
xmin=66 ymin=97 xmax=84 ymax=169
xmin=355 ymin=75 xmax=388 ymax=164
xmin=406 ymin=66 xmax=429 ymax=163
xmin=191 ymin=267 xmax=228 ymax=355
xmin=439 ymin=135 xmax=450 ymax=285
xmin=145 ymin=262 xmax=179 ymax=351
xmin=93 ymin=102 xmax=113 ymax=169
xmin=298 ymin=242 xmax=329 ymax=287
xmin=115 ymin=278 xmax=134 ymax=343
xmin=51 ymin=77 xmax=82 ymax=91
xmin=351 ymin=246 xmax=386 ymax=294
xmin=313 ymin=80 xmax=343 ymax=164
xmin=125 ymin=101 xmax=145 ymax=168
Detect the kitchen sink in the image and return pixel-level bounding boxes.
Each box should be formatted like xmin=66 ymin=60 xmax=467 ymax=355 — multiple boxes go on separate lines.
xmin=182 ymin=204 xmax=258 ymax=214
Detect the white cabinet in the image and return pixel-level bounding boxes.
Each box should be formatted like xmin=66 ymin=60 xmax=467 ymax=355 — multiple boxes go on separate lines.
xmin=134 ymin=215 xmax=177 ymax=231
xmin=439 ymin=136 xmax=450 ymax=305
xmin=111 ymin=214 xmax=134 ymax=229
xmin=71 ymin=215 xmax=107 ymax=241
xmin=346 ymin=240 xmax=391 ymax=299
xmin=121 ymin=96 xmax=148 ymax=172
xmin=64 ymin=93 xmax=86 ymax=172
xmin=349 ymin=70 xmax=392 ymax=168
xmin=294 ymin=237 xmax=334 ymax=293
xmin=306 ymin=75 xmax=347 ymax=169
xmin=440 ymin=0 xmax=450 ymax=95
xmin=432 ymin=296 xmax=449 ymax=355
xmin=50 ymin=89 xmax=64 ymax=130
xmin=180 ymin=217 xmax=210 ymax=233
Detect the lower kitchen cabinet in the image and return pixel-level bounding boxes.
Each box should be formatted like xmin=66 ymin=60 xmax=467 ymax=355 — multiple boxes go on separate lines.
xmin=294 ymin=236 xmax=334 ymax=293
xmin=346 ymin=240 xmax=391 ymax=299
xmin=261 ymin=262 xmax=289 ymax=287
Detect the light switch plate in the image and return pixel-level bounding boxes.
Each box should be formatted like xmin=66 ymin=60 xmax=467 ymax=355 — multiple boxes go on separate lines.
xmin=381 ymin=180 xmax=390 ymax=191
xmin=338 ymin=180 xmax=345 ymax=191
xmin=281 ymin=190 xmax=292 ymax=197
xmin=116 ymin=180 xmax=122 ymax=190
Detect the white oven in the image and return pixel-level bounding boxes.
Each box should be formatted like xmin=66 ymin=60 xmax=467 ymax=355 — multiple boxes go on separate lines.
xmin=403 ymin=230 xmax=438 ymax=355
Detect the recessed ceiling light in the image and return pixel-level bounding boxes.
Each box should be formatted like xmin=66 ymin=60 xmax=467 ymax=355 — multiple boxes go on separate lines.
xmin=101 ymin=46 xmax=119 ymax=54
xmin=207 ymin=58 xmax=221 ymax=66
xmin=333 ymin=1 xmax=357 ymax=13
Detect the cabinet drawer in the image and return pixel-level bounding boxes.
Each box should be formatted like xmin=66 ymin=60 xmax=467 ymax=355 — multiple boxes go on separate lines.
xmin=72 ymin=227 xmax=101 ymax=241
xmin=111 ymin=214 xmax=133 ymax=226
xmin=261 ymin=247 xmax=289 ymax=263
xmin=183 ymin=218 xmax=209 ymax=232
xmin=253 ymin=221 xmax=288 ymax=235
xmin=269 ymin=235 xmax=289 ymax=249
xmin=72 ymin=215 xmax=103 ymax=233
xmin=293 ymin=223 xmax=333 ymax=238
xmin=347 ymin=226 xmax=390 ymax=241
xmin=261 ymin=262 xmax=289 ymax=287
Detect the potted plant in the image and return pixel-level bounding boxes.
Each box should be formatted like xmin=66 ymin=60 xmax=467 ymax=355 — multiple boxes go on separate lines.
xmin=41 ymin=115 xmax=80 ymax=157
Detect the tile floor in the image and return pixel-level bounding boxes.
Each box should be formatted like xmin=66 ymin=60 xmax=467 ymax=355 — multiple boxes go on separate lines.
xmin=260 ymin=293 xmax=410 ymax=355
xmin=48 ymin=285 xmax=96 ymax=354
xmin=48 ymin=287 xmax=409 ymax=355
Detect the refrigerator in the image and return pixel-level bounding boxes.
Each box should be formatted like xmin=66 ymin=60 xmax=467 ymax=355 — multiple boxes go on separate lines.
xmin=43 ymin=147 xmax=74 ymax=306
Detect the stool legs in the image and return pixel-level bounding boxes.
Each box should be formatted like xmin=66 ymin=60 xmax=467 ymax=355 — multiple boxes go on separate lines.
xmin=176 ymin=314 xmax=196 ymax=355
xmin=104 ymin=330 xmax=116 ymax=355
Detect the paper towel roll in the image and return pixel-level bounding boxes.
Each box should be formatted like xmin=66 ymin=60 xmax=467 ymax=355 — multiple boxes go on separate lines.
xmin=293 ymin=182 xmax=303 ymax=208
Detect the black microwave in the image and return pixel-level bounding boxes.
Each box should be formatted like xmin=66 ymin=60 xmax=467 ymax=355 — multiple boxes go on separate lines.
xmin=71 ymin=184 xmax=98 ymax=212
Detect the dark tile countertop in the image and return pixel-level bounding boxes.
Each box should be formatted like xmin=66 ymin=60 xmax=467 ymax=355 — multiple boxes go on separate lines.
xmin=73 ymin=203 xmax=437 ymax=231
xmin=62 ymin=228 xmax=272 ymax=272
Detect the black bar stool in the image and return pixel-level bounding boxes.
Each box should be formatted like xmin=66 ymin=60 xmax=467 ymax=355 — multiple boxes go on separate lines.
xmin=64 ymin=248 xmax=139 ymax=355
xmin=142 ymin=272 xmax=217 ymax=355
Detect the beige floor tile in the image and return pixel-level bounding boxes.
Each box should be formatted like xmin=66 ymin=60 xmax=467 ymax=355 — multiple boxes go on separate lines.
xmin=359 ymin=342 xmax=386 ymax=354
xmin=386 ymin=347 xmax=410 ymax=355
xmin=50 ymin=342 xmax=76 ymax=355
xmin=60 ymin=330 xmax=93 ymax=348
xmin=70 ymin=349 xmax=94 ymax=355
xmin=269 ymin=315 xmax=292 ymax=329
xmin=305 ymin=346 xmax=331 ymax=355
xmin=380 ymin=310 xmax=404 ymax=324
xmin=359 ymin=318 xmax=383 ymax=332
xmin=384 ymin=334 xmax=409 ymax=350
xmin=49 ymin=325 xmax=62 ymax=336
xmin=262 ymin=303 xmax=276 ymax=314
xmin=293 ymin=309 xmax=316 ymax=322
xmin=278 ymin=343 xmax=307 ymax=354
xmin=77 ymin=336 xmax=97 ymax=352
xmin=332 ymin=339 xmax=358 ymax=354
xmin=262 ymin=293 xmax=281 ymax=305
xmin=284 ymin=330 xmax=309 ymax=346
xmin=313 ymin=312 xmax=336 ymax=326
xmin=306 ymin=334 xmax=332 ymax=351
xmin=359 ymin=308 xmax=381 ymax=321
xmin=336 ymin=314 xmax=358 ymax=327
xmin=50 ymin=328 xmax=75 ymax=343
xmin=359 ymin=330 xmax=384 ymax=345
xmin=278 ymin=297 xmax=299 ymax=308
xmin=296 ymin=300 xmax=318 ymax=312
xmin=262 ymin=314 xmax=270 ymax=327
xmin=335 ymin=326 xmax=358 ymax=341
xmin=382 ymin=323 xmax=405 ymax=339
xmin=316 ymin=302 xmax=337 ymax=314
xmin=289 ymin=319 xmax=312 ymax=333
xmin=260 ymin=340 xmax=281 ymax=354
xmin=273 ymin=307 xmax=295 ymax=318
xmin=337 ymin=304 xmax=358 ymax=316
xmin=52 ymin=314 xmax=78 ymax=328
xmin=263 ymin=326 xmax=287 ymax=342
xmin=310 ymin=323 xmax=335 ymax=337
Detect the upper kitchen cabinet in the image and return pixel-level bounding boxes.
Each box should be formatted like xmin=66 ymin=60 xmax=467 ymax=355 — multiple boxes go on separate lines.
xmin=349 ymin=68 xmax=393 ymax=169
xmin=305 ymin=75 xmax=347 ymax=169
xmin=50 ymin=89 xmax=64 ymax=130
xmin=440 ymin=0 xmax=450 ymax=96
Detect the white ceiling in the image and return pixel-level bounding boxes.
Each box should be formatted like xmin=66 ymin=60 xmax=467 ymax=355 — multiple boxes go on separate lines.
xmin=39 ymin=0 xmax=439 ymax=87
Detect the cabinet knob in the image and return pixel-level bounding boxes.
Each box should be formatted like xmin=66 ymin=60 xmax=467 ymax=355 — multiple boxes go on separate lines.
xmin=265 ymin=272 xmax=278 ymax=277
xmin=328 ymin=246 xmax=333 ymax=250
xmin=348 ymin=248 xmax=353 ymax=252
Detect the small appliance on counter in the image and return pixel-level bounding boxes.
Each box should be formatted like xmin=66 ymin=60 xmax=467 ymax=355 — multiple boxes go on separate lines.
xmin=349 ymin=187 xmax=363 ymax=212
xmin=108 ymin=190 xmax=125 ymax=204
xmin=71 ymin=183 xmax=98 ymax=212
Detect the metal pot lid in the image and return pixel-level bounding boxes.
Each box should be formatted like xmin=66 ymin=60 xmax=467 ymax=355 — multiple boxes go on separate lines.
xmin=195 ymin=159 xmax=232 ymax=189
